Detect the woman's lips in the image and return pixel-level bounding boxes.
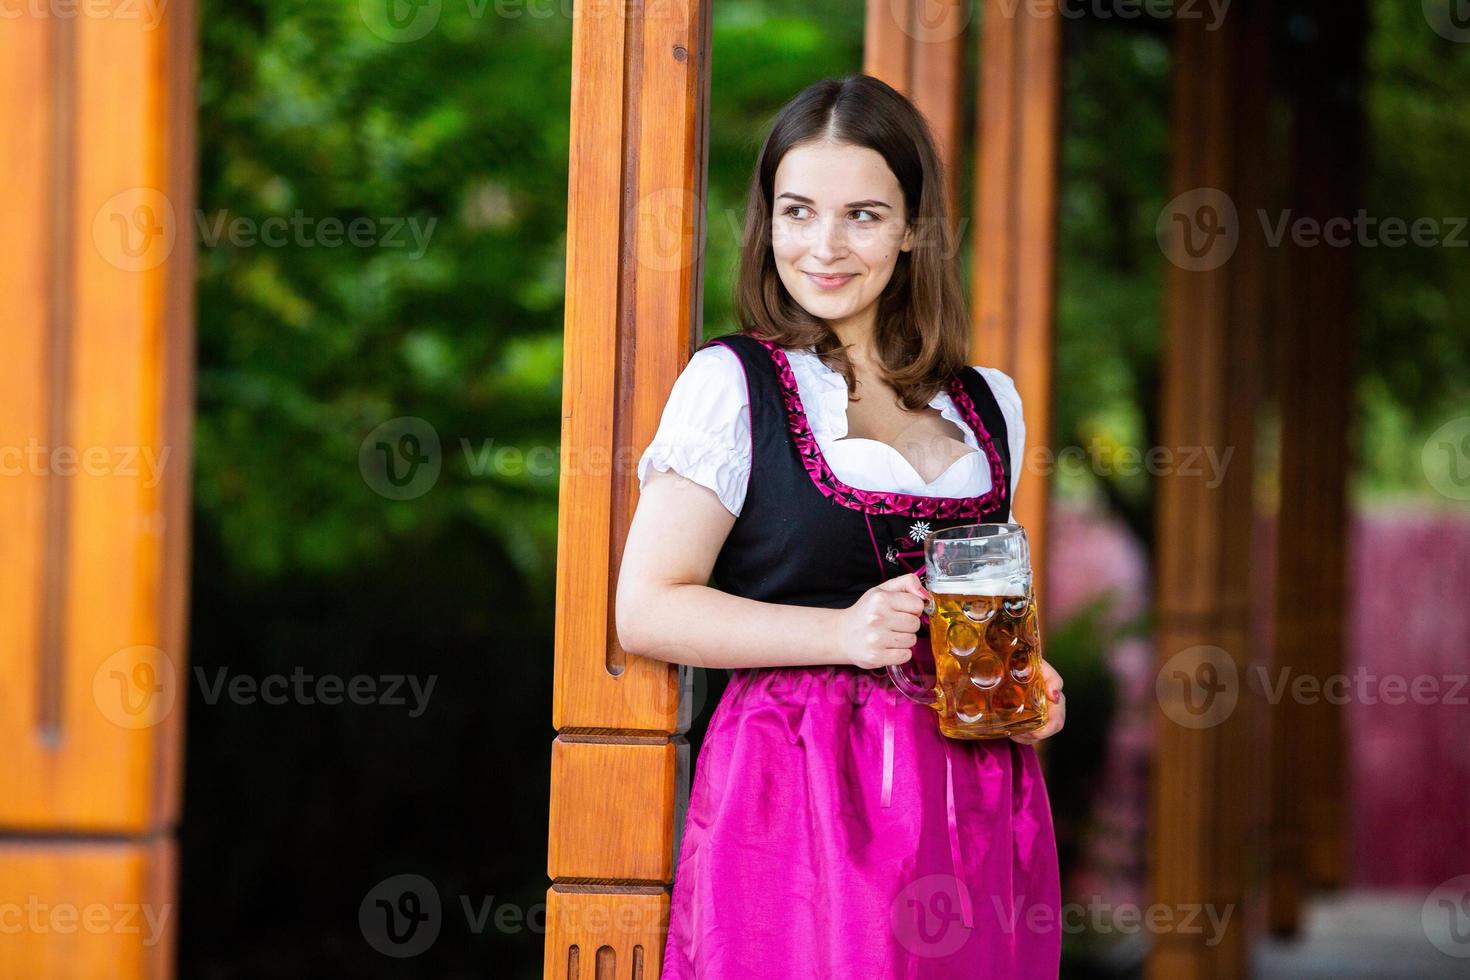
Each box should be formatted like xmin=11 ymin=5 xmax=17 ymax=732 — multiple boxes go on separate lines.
xmin=806 ymin=271 xmax=856 ymax=290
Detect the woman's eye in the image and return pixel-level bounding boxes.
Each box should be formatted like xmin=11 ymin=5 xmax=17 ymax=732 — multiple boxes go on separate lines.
xmin=781 ymin=206 xmax=879 ymax=222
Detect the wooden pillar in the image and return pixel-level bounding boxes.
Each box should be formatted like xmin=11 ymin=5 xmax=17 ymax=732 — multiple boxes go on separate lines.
xmin=1147 ymin=2 xmax=1272 ymax=977
xmin=970 ymin=0 xmax=1061 ymax=609
xmin=1266 ymin=0 xmax=1365 ymax=935
xmin=545 ymin=1 xmax=712 ymax=976
xmin=0 ymin=2 xmax=197 ymax=977
xmin=864 ymin=0 xmax=970 ymax=221
xmin=866 ymin=0 xmax=1059 ymax=593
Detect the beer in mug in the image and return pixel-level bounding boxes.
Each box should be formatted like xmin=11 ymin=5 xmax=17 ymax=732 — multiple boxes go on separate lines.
xmin=887 ymin=523 xmax=1048 ymax=739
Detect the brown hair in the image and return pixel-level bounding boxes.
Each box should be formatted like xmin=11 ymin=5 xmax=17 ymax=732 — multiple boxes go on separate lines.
xmin=731 ymin=73 xmax=970 ymax=411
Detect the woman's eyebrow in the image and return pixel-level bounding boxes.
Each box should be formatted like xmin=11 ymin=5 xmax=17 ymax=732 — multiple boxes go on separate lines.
xmin=776 ymin=192 xmax=892 ymax=209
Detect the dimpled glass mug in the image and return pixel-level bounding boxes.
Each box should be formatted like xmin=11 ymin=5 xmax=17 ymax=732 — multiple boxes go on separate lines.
xmin=887 ymin=522 xmax=1049 ymax=739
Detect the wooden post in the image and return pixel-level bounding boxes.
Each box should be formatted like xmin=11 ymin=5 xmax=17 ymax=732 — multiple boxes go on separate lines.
xmin=1147 ymin=2 xmax=1273 ymax=977
xmin=545 ymin=1 xmax=712 ymax=976
xmin=864 ymin=0 xmax=971 ymax=227
xmin=1266 ymin=0 xmax=1365 ymax=935
xmin=970 ymin=0 xmax=1061 ymax=612
xmin=0 ymin=2 xmax=197 ymax=977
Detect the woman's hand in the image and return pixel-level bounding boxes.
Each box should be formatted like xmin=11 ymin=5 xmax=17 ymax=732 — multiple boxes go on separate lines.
xmin=1009 ymin=660 xmax=1066 ymax=745
xmin=835 ymin=573 xmax=928 ymax=670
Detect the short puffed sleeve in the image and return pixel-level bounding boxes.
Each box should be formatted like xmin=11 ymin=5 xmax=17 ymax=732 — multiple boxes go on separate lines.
xmin=636 ymin=343 xmax=752 ymax=517
xmin=972 ymin=366 xmax=1026 ymax=519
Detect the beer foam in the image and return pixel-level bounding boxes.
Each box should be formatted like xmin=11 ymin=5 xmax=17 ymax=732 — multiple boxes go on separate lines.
xmin=926 ymin=572 xmax=1030 ymax=597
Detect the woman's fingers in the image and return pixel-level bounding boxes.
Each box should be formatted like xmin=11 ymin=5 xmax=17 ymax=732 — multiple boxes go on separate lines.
xmin=1040 ymin=659 xmax=1064 ymax=702
xmin=1010 ymin=689 xmax=1065 ymax=744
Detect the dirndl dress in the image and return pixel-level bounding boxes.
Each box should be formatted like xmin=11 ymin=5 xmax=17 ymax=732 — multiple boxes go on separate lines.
xmin=643 ymin=332 xmax=1061 ymax=979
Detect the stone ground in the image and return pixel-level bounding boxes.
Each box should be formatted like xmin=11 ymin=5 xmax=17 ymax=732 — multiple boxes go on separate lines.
xmin=1252 ymin=890 xmax=1468 ymax=980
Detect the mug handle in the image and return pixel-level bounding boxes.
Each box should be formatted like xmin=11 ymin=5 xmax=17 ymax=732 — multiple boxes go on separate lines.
xmin=886 ymin=631 xmax=939 ymax=706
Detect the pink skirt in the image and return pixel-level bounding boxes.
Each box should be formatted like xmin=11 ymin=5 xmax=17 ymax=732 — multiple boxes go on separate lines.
xmin=660 ymin=664 xmax=1062 ymax=979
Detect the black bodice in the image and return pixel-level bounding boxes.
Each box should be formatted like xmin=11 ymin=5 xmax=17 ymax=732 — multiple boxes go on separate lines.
xmin=704 ymin=332 xmax=1014 ymax=609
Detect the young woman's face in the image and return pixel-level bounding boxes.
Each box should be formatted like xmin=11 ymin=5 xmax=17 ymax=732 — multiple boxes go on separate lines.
xmin=770 ymin=140 xmax=913 ymax=332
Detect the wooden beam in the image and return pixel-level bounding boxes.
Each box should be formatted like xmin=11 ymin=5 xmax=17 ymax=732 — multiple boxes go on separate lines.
xmin=1147 ymin=2 xmax=1272 ymax=977
xmin=0 ymin=841 xmax=177 ymax=977
xmin=547 ymin=0 xmax=712 ymax=974
xmin=970 ymin=0 xmax=1061 ymax=615
xmin=864 ymin=0 xmax=970 ymax=228
xmin=863 ymin=0 xmax=912 ymax=98
xmin=1266 ymin=0 xmax=1366 ymax=935
xmin=0 ymin=2 xmax=196 ymax=976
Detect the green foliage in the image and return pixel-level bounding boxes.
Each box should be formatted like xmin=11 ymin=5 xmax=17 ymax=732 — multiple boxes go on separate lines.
xmin=196 ymin=0 xmax=574 ymax=586
xmin=195 ymin=1 xmax=867 ymax=585
xmin=195 ymin=1 xmax=1467 ymax=589
xmin=1364 ymin=0 xmax=1470 ymax=420
xmin=1043 ymin=596 xmax=1129 ymax=878
xmin=1053 ymin=5 xmax=1470 ymax=528
xmin=1355 ymin=0 xmax=1470 ymax=503
xmin=1053 ymin=23 xmax=1171 ymax=538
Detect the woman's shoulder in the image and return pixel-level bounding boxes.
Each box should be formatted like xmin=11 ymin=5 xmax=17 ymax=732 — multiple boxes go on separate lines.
xmin=638 ymin=340 xmax=753 ymax=518
xmin=965 ymin=364 xmax=1023 ymax=416
xmin=683 ymin=340 xmax=747 ymax=389
xmin=961 ymin=364 xmax=1025 ymax=454
xmin=657 ymin=342 xmax=749 ymax=420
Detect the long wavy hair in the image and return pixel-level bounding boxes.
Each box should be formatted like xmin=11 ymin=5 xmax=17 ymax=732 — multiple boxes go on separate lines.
xmin=732 ymin=73 xmax=970 ymax=411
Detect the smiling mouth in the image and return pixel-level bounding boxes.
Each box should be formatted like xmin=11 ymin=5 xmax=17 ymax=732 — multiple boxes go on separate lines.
xmin=805 ymin=272 xmax=856 ymax=287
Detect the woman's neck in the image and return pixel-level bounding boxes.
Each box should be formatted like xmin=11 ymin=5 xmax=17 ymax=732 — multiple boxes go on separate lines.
xmin=828 ymin=309 xmax=879 ymax=373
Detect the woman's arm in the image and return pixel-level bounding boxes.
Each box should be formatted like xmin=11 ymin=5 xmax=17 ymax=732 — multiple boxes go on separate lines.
xmin=615 ymin=466 xmax=927 ymax=671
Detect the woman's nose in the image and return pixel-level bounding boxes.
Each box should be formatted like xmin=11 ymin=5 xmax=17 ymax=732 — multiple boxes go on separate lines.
xmin=809 ymin=216 xmax=847 ymax=261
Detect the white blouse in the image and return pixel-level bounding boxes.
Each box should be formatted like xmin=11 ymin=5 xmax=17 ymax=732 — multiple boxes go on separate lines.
xmin=636 ymin=343 xmax=1025 ymax=521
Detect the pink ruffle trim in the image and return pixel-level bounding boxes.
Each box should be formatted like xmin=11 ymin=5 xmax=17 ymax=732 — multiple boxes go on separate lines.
xmin=751 ymin=336 xmax=1009 ymax=519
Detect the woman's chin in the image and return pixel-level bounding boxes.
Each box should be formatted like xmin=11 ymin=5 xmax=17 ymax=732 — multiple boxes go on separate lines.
xmin=797 ymin=294 xmax=855 ymax=319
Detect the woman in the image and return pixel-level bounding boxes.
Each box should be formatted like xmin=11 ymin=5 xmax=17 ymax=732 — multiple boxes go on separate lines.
xmin=616 ymin=74 xmax=1065 ymax=979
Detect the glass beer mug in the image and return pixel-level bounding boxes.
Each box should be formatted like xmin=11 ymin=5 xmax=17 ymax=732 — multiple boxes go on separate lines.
xmin=886 ymin=522 xmax=1048 ymax=739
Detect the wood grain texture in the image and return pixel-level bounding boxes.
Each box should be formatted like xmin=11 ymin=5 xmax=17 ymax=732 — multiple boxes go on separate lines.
xmin=548 ymin=738 xmax=687 ymax=883
xmin=1147 ymin=4 xmax=1272 ymax=977
xmin=0 ymin=6 xmax=194 ymax=979
xmin=1267 ymin=0 xmax=1364 ymax=935
xmin=0 ymin=3 xmax=196 ymax=835
xmin=0 ymin=839 xmax=176 ymax=980
xmin=970 ymin=0 xmax=1060 ymax=618
xmin=863 ymin=0 xmax=911 ymax=95
xmin=553 ymin=0 xmax=709 ymax=737
xmin=549 ymin=0 xmax=712 ymax=975
xmin=863 ymin=1 xmax=969 ymax=254
xmin=543 ymin=888 xmax=668 ymax=980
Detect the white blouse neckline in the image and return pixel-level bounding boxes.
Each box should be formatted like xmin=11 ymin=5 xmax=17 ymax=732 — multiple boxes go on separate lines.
xmin=635 ymin=342 xmax=1024 ymax=519
xmin=784 ymin=346 xmax=984 ymax=493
